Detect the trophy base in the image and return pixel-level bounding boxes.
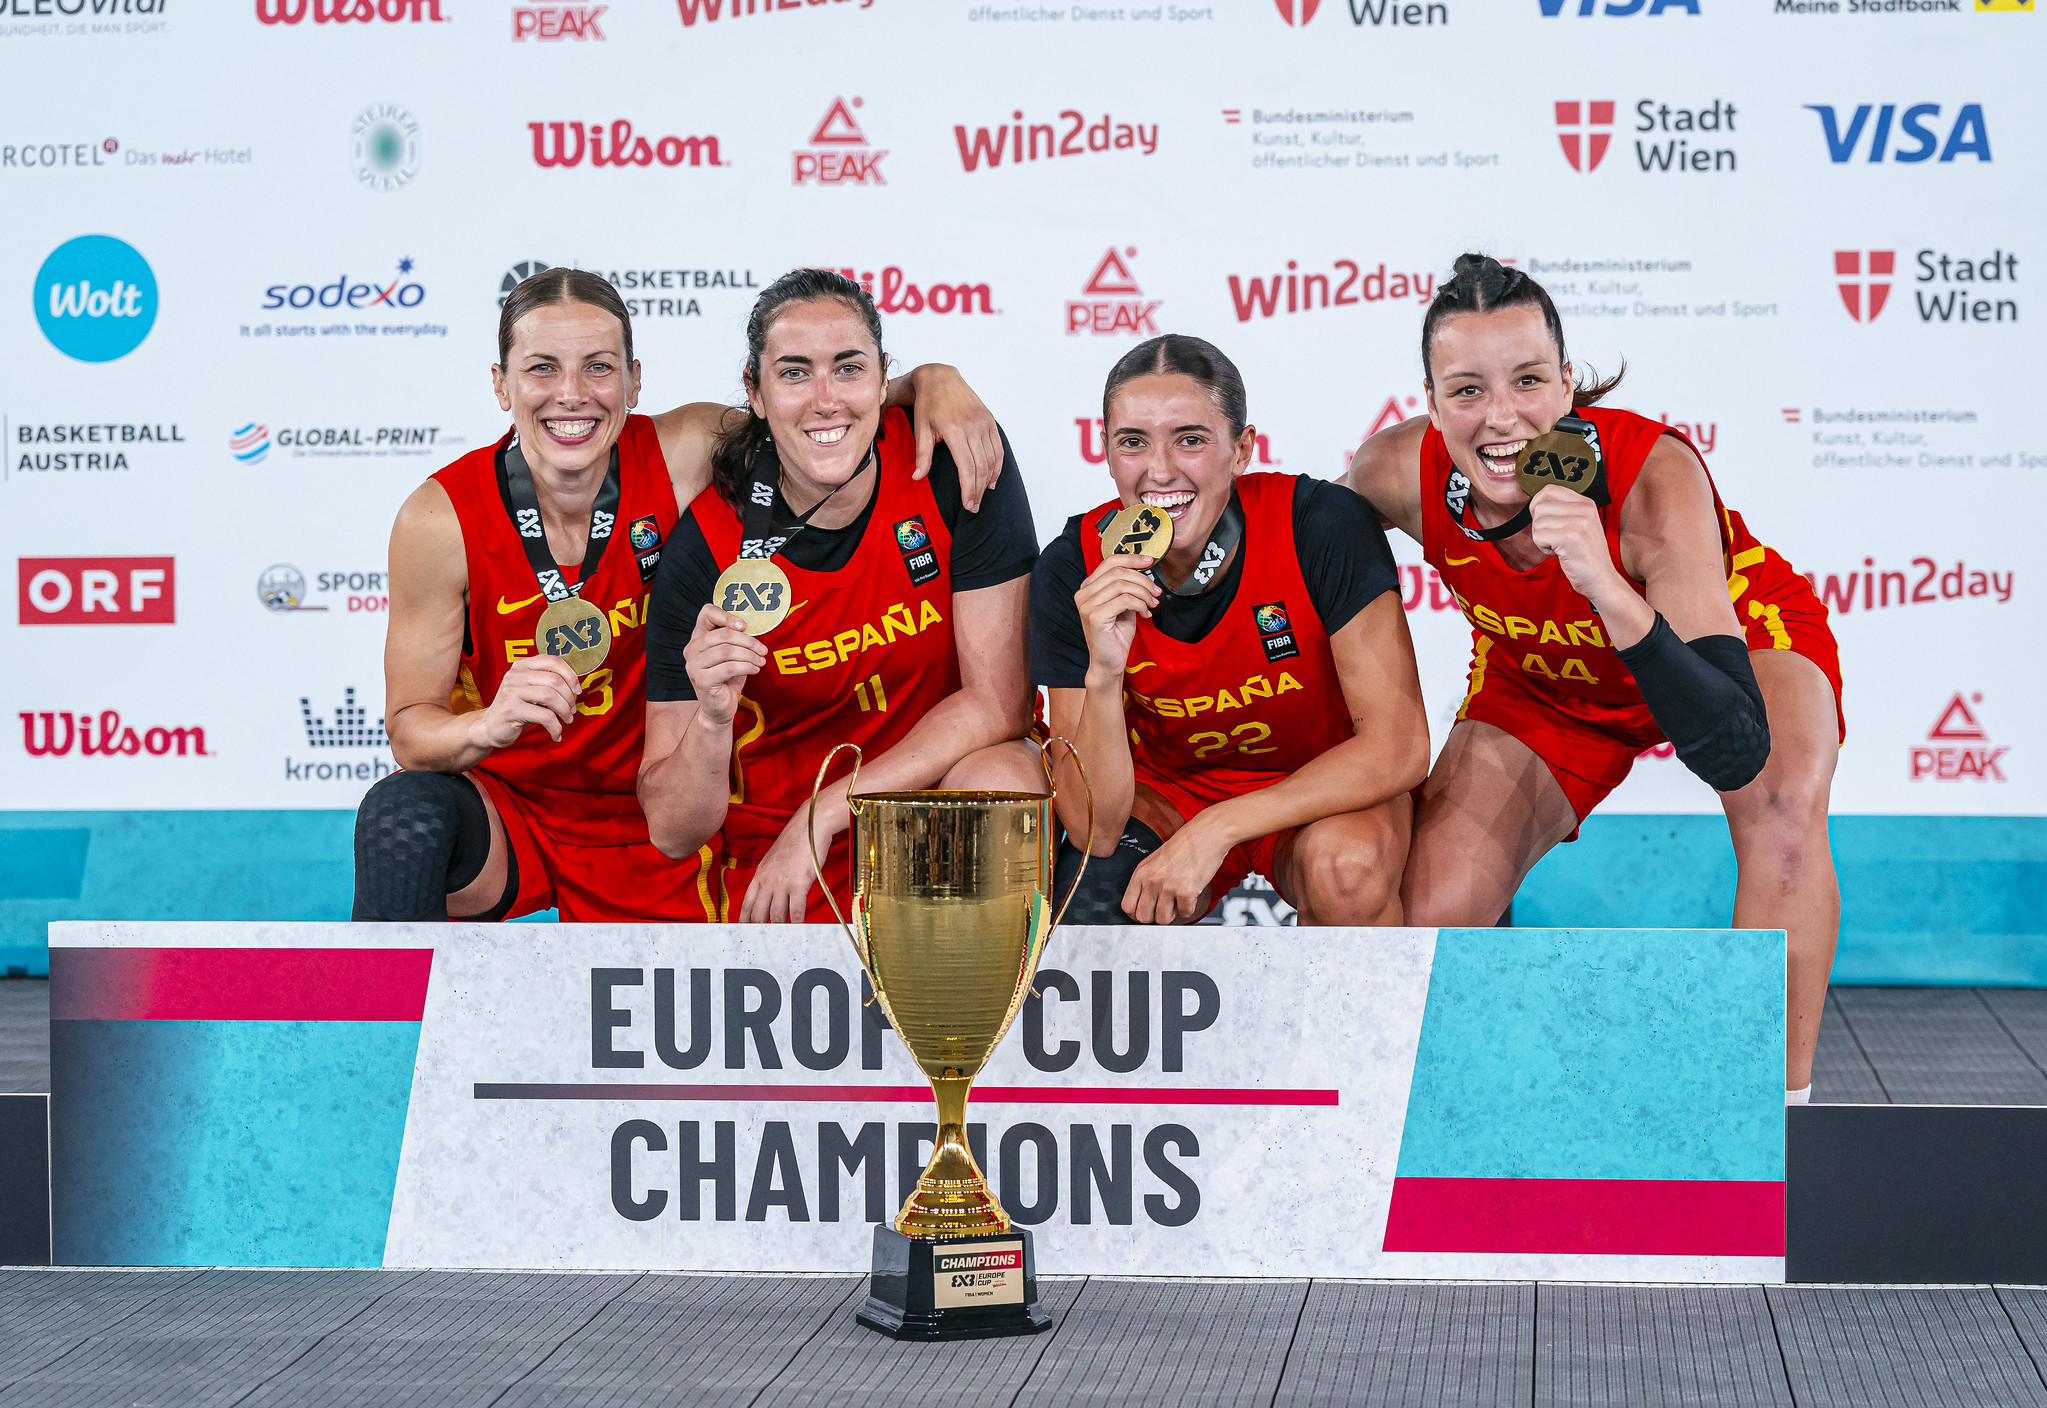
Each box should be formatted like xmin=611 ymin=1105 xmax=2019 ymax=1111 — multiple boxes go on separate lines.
xmin=856 ymin=1226 xmax=1053 ymax=1340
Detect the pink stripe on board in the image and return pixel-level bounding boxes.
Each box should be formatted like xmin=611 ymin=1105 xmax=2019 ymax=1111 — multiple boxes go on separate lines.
xmin=50 ymin=947 xmax=434 ymax=1022
xmin=474 ymin=1083 xmax=1339 ymax=1106
xmin=1382 ymin=1176 xmax=1785 ymax=1258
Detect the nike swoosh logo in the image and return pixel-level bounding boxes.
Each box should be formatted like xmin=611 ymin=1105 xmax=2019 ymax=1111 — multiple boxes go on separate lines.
xmin=496 ymin=592 xmax=545 ymax=614
xmin=1125 ymin=662 xmax=1157 ymax=674
xmin=1445 ymin=555 xmax=1479 ymax=566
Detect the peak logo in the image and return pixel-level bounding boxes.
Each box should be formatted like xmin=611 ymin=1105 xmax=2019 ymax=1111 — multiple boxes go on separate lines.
xmin=676 ymin=0 xmax=873 ymax=25
xmin=954 ymin=111 xmax=1157 ymax=173
xmin=1911 ymin=692 xmax=2007 ymax=781
xmin=530 ymin=120 xmax=723 ymax=168
xmin=1556 ymin=101 xmax=1614 ymax=171
xmin=1806 ymin=104 xmax=1990 ymax=163
xmin=19 ymin=557 xmax=174 ymax=625
xmin=1835 ymin=250 xmax=1893 ymax=321
xmin=1068 ymin=247 xmax=1160 ymax=336
xmin=794 ymin=97 xmax=885 ymax=186
xmin=258 ymin=0 xmax=446 ymax=21
xmin=826 ymin=266 xmax=996 ymax=316
xmin=514 ymin=4 xmax=605 ymax=38
xmin=34 ymin=235 xmax=157 ymax=363
xmin=1540 ymin=0 xmax=1697 ymax=12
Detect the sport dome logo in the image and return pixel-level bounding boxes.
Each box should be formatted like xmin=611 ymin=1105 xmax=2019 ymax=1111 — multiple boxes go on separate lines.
xmin=34 ymin=235 xmax=157 ymax=363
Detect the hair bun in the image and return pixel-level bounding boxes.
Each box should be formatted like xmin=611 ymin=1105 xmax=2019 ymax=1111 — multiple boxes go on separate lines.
xmin=1451 ymin=252 xmax=1495 ymax=277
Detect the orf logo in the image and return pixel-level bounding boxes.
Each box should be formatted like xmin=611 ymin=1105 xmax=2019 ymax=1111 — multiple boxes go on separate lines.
xmin=1556 ymin=101 xmax=1614 ymax=171
xmin=1835 ymin=250 xmax=1894 ymax=322
xmin=19 ymin=557 xmax=175 ymax=625
xmin=1274 ymin=0 xmax=1320 ymax=21
xmin=34 ymin=235 xmax=157 ymax=362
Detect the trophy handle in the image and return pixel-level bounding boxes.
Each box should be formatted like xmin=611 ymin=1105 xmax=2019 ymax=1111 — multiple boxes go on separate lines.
xmin=808 ymin=743 xmax=865 ymax=958
xmin=1040 ymin=735 xmax=1094 ymax=934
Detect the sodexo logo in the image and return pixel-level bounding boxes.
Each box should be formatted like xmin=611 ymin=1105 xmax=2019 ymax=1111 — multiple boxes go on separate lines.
xmin=1806 ymin=104 xmax=1991 ymax=164
xmin=262 ymin=257 xmax=425 ymax=311
xmin=33 ymin=235 xmax=157 ymax=363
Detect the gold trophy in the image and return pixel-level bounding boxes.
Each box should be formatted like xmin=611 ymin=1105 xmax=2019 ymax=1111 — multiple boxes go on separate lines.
xmin=809 ymin=740 xmax=1091 ymax=1340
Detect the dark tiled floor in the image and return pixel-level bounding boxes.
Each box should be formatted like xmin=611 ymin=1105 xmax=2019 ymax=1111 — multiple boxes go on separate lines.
xmin=7 ymin=1271 xmax=2047 ymax=1406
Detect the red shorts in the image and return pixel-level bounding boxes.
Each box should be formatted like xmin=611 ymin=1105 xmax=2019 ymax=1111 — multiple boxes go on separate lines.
xmin=1456 ymin=546 xmax=1845 ymax=825
xmin=713 ymin=835 xmax=856 ymax=925
xmin=1141 ymin=774 xmax=1298 ymax=906
xmin=472 ymin=769 xmax=718 ymax=922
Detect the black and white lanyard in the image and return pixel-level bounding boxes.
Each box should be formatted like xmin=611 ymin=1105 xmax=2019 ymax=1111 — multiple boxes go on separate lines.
xmin=501 ymin=435 xmax=620 ymax=601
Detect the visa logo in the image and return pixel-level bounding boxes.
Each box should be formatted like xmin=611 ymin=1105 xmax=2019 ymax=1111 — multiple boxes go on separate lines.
xmin=1539 ymin=0 xmax=1698 ymax=13
xmin=1805 ymin=103 xmax=1991 ymax=163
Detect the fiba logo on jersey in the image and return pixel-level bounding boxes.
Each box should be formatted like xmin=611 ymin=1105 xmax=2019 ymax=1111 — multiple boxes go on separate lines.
xmin=894 ymin=519 xmax=928 ymax=552
xmin=894 ymin=517 xmax=939 ymax=585
xmin=351 ymin=103 xmax=421 ymax=192
xmin=1254 ymin=603 xmax=1299 ymax=662
xmin=34 ymin=235 xmax=157 ymax=363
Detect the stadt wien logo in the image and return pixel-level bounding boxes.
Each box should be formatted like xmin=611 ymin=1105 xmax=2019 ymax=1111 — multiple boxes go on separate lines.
xmin=1835 ymin=250 xmax=1893 ymax=322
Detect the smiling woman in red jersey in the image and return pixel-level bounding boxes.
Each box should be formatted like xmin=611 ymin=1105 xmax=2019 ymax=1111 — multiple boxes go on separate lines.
xmin=354 ymin=268 xmax=1006 ymax=924
xmin=637 ymin=269 xmax=1043 ymax=924
xmin=1346 ymin=254 xmax=1846 ymax=1100
xmin=1031 ymin=334 xmax=1430 ymax=926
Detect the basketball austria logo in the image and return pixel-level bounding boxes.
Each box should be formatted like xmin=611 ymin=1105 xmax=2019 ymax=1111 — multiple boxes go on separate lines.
xmin=894 ymin=517 xmax=939 ymax=585
xmin=1254 ymin=602 xmax=1298 ymax=662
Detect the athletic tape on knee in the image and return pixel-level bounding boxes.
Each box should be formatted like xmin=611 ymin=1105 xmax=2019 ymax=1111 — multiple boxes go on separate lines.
xmin=352 ymin=770 xmax=494 ymax=921
xmin=1053 ymin=818 xmax=1163 ymax=925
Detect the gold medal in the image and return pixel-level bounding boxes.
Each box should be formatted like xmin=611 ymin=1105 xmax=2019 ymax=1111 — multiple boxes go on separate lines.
xmin=712 ymin=557 xmax=794 ymax=636
xmin=1100 ymin=502 xmax=1174 ymax=561
xmin=1515 ymin=427 xmax=1601 ymax=499
xmin=535 ymin=595 xmax=612 ymax=676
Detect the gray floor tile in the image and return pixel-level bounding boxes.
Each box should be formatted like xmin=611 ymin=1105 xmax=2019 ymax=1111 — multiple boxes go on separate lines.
xmin=0 ymin=1269 xmax=204 ymax=1385
xmin=497 ymin=1274 xmax=857 ymax=1408
xmin=753 ymin=1276 xmax=1085 ymax=1408
xmin=1832 ymin=989 xmax=2047 ymax=1105
xmin=1537 ymin=1284 xmax=1791 ymax=1407
xmin=238 ymin=1270 xmax=641 ymax=1408
xmin=1975 ymin=990 xmax=2047 ymax=1077
xmin=1813 ymin=990 xmax=1888 ymax=1104
xmin=1016 ymin=1279 xmax=1306 ymax=1407
xmin=0 ymin=982 xmax=49 ymax=1096
xmin=1770 ymin=1285 xmax=2047 ymax=1407
xmin=0 ymin=1268 xmax=416 ymax=1408
xmin=1272 ymin=1281 xmax=1531 ymax=1408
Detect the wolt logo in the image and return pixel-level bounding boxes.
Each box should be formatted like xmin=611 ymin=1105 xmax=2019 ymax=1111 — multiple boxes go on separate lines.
xmin=1556 ymin=101 xmax=1614 ymax=171
xmin=1273 ymin=0 xmax=1320 ymax=21
xmin=1835 ymin=250 xmax=1894 ymax=322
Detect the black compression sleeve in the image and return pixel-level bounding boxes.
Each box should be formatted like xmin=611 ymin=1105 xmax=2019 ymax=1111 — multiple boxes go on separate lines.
xmin=1028 ymin=523 xmax=1093 ymax=688
xmin=1615 ymin=615 xmax=1771 ymax=792
xmin=644 ymin=514 xmax=723 ymax=702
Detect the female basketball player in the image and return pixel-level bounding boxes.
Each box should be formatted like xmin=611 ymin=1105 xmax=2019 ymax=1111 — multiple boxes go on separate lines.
xmin=356 ymin=267 xmax=1004 ymax=923
xmin=1346 ymin=254 xmax=1844 ymax=1099
xmin=639 ymin=269 xmax=1042 ymax=923
xmin=1033 ymin=335 xmax=1428 ymax=925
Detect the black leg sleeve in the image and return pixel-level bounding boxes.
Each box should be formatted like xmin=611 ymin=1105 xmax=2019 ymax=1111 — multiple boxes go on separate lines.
xmin=1615 ymin=614 xmax=1772 ymax=793
xmin=351 ymin=770 xmax=496 ymax=921
xmin=1053 ymin=818 xmax=1164 ymax=925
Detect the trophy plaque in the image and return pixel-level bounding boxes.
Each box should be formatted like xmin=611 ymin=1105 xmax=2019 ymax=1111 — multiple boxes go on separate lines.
xmin=809 ymin=741 xmax=1091 ymax=1340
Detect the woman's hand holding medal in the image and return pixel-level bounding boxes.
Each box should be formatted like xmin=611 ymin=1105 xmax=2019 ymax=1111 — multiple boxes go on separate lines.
xmin=684 ymin=602 xmax=768 ymax=730
xmin=1075 ymin=504 xmax=1172 ymax=685
xmin=470 ymin=653 xmax=583 ymax=748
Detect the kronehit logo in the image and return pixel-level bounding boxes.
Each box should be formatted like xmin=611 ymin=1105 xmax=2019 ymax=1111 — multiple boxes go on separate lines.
xmin=34 ymin=235 xmax=157 ymax=363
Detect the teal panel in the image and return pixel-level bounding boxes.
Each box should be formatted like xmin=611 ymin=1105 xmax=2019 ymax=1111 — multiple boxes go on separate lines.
xmin=1516 ymin=815 xmax=2047 ymax=987
xmin=1396 ymin=927 xmax=1784 ymax=1182
xmin=50 ymin=1018 xmax=418 ymax=1267
xmin=0 ymin=828 xmax=90 ymax=900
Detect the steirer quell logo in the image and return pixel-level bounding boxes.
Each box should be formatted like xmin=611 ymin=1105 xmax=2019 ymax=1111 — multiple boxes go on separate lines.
xmin=34 ymin=235 xmax=157 ymax=363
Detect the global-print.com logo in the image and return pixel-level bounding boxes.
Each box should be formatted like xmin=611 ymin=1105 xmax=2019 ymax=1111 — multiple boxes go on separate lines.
xmin=34 ymin=235 xmax=157 ymax=362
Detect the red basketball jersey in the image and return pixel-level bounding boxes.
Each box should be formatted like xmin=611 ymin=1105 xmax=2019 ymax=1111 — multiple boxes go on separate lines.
xmin=1079 ymin=473 xmax=1355 ymax=814
xmin=434 ymin=414 xmax=675 ymax=847
xmin=1418 ymin=404 xmax=1749 ymax=722
xmin=688 ymin=409 xmax=963 ymax=863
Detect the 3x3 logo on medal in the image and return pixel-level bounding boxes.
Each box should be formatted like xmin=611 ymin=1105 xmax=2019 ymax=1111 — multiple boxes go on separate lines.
xmin=1253 ymin=602 xmax=1298 ymax=662
xmin=894 ymin=517 xmax=939 ymax=586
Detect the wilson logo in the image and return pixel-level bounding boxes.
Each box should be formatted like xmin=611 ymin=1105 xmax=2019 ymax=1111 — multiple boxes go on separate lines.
xmin=530 ymin=121 xmax=723 ymax=168
xmin=826 ymin=266 xmax=996 ymax=316
xmin=21 ymin=711 xmax=209 ymax=757
xmin=257 ymin=0 xmax=446 ymax=20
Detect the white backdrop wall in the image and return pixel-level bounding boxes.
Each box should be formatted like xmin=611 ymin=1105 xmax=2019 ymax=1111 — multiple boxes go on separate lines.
xmin=3 ymin=0 xmax=2039 ymax=820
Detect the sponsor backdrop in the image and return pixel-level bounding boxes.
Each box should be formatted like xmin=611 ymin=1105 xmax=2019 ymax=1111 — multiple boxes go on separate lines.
xmin=3 ymin=0 xmax=2042 ymax=974
xmin=49 ymin=922 xmax=1786 ymax=1279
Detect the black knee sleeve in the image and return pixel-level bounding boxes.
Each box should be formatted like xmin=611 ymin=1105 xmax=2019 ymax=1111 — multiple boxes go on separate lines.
xmin=352 ymin=770 xmax=498 ymax=921
xmin=1053 ymin=818 xmax=1163 ymax=925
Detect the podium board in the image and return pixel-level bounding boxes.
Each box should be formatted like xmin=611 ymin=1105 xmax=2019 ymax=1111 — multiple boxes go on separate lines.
xmin=47 ymin=921 xmax=1784 ymax=1282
